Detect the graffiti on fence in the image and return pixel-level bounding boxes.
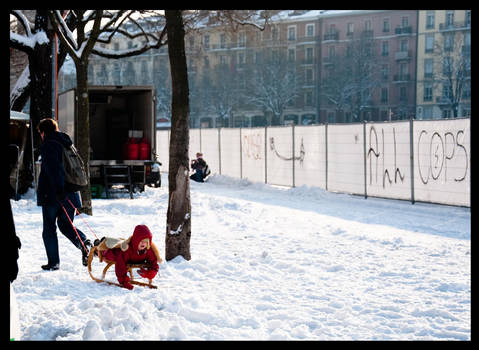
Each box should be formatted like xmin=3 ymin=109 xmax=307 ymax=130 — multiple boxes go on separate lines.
xmin=417 ymin=129 xmax=468 ymax=184
xmin=367 ymin=126 xmax=405 ymax=188
xmin=269 ymin=137 xmax=305 ymax=165
xmin=242 ymin=133 xmax=263 ymax=160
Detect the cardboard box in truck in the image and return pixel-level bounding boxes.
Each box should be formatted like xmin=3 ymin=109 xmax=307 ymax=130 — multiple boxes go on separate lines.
xmin=57 ymin=85 xmax=161 ymax=198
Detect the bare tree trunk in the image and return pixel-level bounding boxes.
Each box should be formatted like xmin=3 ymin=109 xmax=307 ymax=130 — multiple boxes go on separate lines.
xmin=11 ymin=11 xmax=77 ymax=194
xmin=75 ymin=62 xmax=93 ymax=215
xmin=18 ymin=11 xmax=53 ymax=194
xmin=165 ymin=10 xmax=191 ymax=261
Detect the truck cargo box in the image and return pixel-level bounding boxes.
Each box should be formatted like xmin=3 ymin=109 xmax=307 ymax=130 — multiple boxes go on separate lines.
xmin=58 ymin=85 xmax=160 ymax=197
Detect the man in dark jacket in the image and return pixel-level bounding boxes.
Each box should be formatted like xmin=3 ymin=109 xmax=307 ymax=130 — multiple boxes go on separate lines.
xmin=36 ymin=118 xmax=91 ymax=271
xmin=190 ymin=152 xmax=208 ymax=182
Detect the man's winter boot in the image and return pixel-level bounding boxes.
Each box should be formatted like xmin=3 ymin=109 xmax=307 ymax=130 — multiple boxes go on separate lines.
xmin=41 ymin=263 xmax=59 ymax=271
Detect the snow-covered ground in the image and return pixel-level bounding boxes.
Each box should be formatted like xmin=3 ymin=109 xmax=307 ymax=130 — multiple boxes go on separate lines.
xmin=10 ymin=173 xmax=470 ymax=340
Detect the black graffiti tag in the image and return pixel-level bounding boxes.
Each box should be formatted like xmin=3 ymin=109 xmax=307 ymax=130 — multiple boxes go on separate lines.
xmin=269 ymin=137 xmax=305 ymax=165
xmin=367 ymin=126 xmax=405 ymax=188
xmin=417 ymin=129 xmax=468 ymax=184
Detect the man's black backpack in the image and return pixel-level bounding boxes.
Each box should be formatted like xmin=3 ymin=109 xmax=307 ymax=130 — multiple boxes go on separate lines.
xmin=61 ymin=144 xmax=88 ymax=191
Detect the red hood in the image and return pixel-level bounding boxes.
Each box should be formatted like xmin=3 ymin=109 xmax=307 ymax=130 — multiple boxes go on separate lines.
xmin=131 ymin=225 xmax=152 ymax=250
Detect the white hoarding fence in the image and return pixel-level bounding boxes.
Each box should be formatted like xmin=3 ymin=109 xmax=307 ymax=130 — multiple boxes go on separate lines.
xmin=156 ymin=118 xmax=470 ymax=207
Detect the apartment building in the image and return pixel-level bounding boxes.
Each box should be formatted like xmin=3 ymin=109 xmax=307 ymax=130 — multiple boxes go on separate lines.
xmin=416 ymin=10 xmax=471 ymax=119
xmin=184 ymin=10 xmax=324 ymax=128
xmin=320 ymin=10 xmax=418 ymax=123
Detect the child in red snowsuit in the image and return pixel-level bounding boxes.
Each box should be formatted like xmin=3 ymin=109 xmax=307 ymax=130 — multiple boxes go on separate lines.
xmin=102 ymin=225 xmax=161 ymax=290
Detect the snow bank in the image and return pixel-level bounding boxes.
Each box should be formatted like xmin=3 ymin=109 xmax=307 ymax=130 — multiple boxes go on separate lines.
xmin=10 ymin=173 xmax=470 ymax=340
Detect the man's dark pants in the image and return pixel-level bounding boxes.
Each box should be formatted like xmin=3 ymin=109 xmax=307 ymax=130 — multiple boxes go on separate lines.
xmin=41 ymin=192 xmax=87 ymax=266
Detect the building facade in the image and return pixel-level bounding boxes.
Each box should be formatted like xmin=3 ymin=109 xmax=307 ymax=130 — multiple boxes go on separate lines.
xmin=416 ymin=10 xmax=471 ymax=119
xmin=319 ymin=10 xmax=418 ymax=123
xmin=56 ymin=10 xmax=470 ymax=128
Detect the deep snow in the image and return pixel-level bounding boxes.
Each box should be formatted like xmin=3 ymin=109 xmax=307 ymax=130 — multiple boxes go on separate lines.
xmin=10 ymin=173 xmax=470 ymax=340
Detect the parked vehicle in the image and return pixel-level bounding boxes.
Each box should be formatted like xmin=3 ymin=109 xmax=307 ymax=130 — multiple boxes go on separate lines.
xmin=57 ymin=85 xmax=161 ymax=198
xmin=9 ymin=110 xmax=34 ymax=200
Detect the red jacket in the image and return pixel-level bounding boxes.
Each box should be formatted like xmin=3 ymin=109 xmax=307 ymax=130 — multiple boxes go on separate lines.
xmin=102 ymin=225 xmax=159 ymax=284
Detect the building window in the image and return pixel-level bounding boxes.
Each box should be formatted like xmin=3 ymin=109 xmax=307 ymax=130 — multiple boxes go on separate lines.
xmin=444 ymin=34 xmax=453 ymax=52
xmin=400 ymin=39 xmax=408 ymax=52
xmin=424 ymin=58 xmax=433 ymax=78
xmin=399 ymin=86 xmax=407 ymax=102
xmin=328 ymin=46 xmax=335 ymax=58
xmin=365 ymin=20 xmax=372 ymax=31
xmin=443 ymin=56 xmax=452 ymax=75
xmin=238 ymin=32 xmax=246 ymax=48
xmin=424 ymin=82 xmax=433 ymax=101
xmin=464 ymin=32 xmax=471 ymax=47
xmin=381 ymin=64 xmax=389 ymax=81
xmin=399 ymin=62 xmax=408 ymax=77
xmin=238 ymin=52 xmax=245 ymax=66
xmin=381 ymin=41 xmax=389 ymax=56
xmin=425 ymin=34 xmax=434 ymax=53
xmin=288 ymin=26 xmax=296 ymax=41
xmin=220 ymin=33 xmax=226 ymax=49
xmin=442 ymin=81 xmax=452 ymax=99
xmin=288 ymin=48 xmax=295 ymax=62
xmin=401 ymin=16 xmax=409 ymax=28
xmin=220 ymin=55 xmax=227 ymax=65
xmin=446 ymin=10 xmax=454 ymax=27
xmin=203 ymin=35 xmax=210 ymax=49
xmin=272 ymin=27 xmax=279 ymax=41
xmin=306 ymin=47 xmax=314 ymax=63
xmin=305 ymin=91 xmax=313 ymax=106
xmin=306 ymin=68 xmax=313 ymax=85
xmin=426 ymin=11 xmax=435 ymax=29
xmin=466 ymin=10 xmax=471 ymax=26
xmin=381 ymin=87 xmax=389 ymax=103
xmin=423 ymin=106 xmax=433 ymax=119
xmin=442 ymin=109 xmax=451 ymax=118
xmin=347 ymin=22 xmax=354 ymax=35
xmin=383 ymin=18 xmax=390 ymax=32
xmin=346 ymin=45 xmax=352 ymax=57
xmin=306 ymin=23 xmax=315 ymax=37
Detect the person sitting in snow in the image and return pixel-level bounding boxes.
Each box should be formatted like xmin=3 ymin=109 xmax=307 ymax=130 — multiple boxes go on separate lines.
xmin=190 ymin=152 xmax=210 ymax=182
xmin=99 ymin=225 xmax=162 ymax=290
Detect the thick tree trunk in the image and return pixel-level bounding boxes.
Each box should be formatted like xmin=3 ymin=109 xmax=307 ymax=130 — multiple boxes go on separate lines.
xmin=75 ymin=62 xmax=93 ymax=215
xmin=12 ymin=10 xmax=75 ymax=195
xmin=165 ymin=10 xmax=191 ymax=261
xmin=18 ymin=11 xmax=53 ymax=194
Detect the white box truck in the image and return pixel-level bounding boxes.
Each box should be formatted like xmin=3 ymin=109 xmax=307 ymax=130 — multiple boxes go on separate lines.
xmin=57 ymin=85 xmax=161 ymax=198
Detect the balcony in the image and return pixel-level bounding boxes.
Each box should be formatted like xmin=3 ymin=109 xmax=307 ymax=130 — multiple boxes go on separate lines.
xmin=395 ymin=26 xmax=413 ymax=35
xmin=393 ymin=74 xmax=411 ymax=82
xmin=395 ymin=50 xmax=411 ymax=60
xmin=439 ymin=21 xmax=471 ymax=31
xmin=361 ymin=29 xmax=374 ymax=38
xmin=323 ymin=30 xmax=339 ymax=41
xmin=301 ymin=58 xmax=315 ymax=65
xmin=436 ymin=96 xmax=450 ymax=104
xmin=296 ymin=35 xmax=321 ymax=44
xmin=423 ymin=72 xmax=433 ymax=79
xmin=322 ymin=56 xmax=335 ymax=65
